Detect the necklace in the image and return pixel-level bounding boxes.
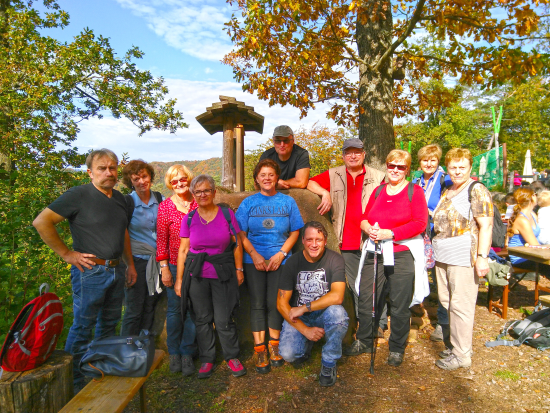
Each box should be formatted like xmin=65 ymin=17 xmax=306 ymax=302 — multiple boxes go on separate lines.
xmin=197 ymin=208 xmax=217 ymax=225
xmin=172 ymin=195 xmax=191 ymax=210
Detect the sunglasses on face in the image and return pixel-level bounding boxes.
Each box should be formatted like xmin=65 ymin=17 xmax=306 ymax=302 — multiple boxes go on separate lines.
xmin=387 ymin=163 xmax=407 ymax=171
xmin=273 ymin=138 xmax=293 ymax=145
xmin=170 ymin=177 xmax=188 ymax=186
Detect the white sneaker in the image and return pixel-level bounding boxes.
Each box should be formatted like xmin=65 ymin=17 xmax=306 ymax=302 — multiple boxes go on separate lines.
xmin=430 ymin=324 xmax=443 ymax=342
xmin=439 ymin=348 xmax=474 ymax=359
xmin=435 ymin=353 xmax=471 ymax=370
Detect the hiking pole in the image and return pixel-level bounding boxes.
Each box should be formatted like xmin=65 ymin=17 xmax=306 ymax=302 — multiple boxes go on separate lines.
xmin=370 ymin=223 xmax=381 ymax=375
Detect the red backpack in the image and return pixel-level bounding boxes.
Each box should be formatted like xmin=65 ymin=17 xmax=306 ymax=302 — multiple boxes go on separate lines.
xmin=0 ymin=283 xmax=63 ymax=373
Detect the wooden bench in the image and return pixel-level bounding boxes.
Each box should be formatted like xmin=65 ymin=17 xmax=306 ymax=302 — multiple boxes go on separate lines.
xmin=59 ymin=349 xmax=164 ymax=413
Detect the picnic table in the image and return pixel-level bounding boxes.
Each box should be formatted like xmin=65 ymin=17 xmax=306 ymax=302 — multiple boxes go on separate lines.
xmin=507 ymin=246 xmax=550 ymax=303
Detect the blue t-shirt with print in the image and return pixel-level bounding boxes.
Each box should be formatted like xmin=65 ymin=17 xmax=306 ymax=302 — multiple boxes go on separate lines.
xmin=236 ymin=192 xmax=304 ymax=264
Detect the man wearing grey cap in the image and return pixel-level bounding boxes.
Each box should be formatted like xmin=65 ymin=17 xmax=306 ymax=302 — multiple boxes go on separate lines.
xmin=259 ymin=125 xmax=310 ymax=189
xmin=307 ymin=138 xmax=385 ymax=356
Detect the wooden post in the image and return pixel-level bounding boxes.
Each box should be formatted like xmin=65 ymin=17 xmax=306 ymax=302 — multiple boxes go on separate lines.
xmin=222 ymin=118 xmax=235 ymax=190
xmin=235 ymin=125 xmax=245 ymax=192
xmin=0 ymin=350 xmax=73 ymax=413
xmin=502 ymin=143 xmax=507 ymax=189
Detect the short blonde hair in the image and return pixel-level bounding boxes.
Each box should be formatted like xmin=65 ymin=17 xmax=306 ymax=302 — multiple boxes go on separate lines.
xmin=418 ymin=144 xmax=442 ymax=162
xmin=164 ymin=164 xmax=194 ymax=190
xmin=445 ymin=148 xmax=473 ymax=167
xmin=386 ymin=149 xmax=411 ymax=169
xmin=538 ymin=191 xmax=550 ymax=208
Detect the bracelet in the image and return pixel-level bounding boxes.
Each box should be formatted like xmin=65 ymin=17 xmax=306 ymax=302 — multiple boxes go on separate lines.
xmin=279 ymin=250 xmax=288 ymax=257
xmin=160 ymin=264 xmax=169 ymax=268
xmin=236 ymin=268 xmax=244 ymax=272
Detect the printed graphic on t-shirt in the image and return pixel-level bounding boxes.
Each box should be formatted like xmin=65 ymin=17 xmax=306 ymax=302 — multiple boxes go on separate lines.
xmin=295 ymin=268 xmax=329 ymax=305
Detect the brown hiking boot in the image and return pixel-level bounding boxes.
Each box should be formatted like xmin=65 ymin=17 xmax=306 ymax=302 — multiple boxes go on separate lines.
xmin=268 ymin=340 xmax=284 ymax=367
xmin=254 ymin=345 xmax=271 ymax=374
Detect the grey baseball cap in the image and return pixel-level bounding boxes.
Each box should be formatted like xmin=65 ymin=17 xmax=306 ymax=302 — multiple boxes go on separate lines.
xmin=342 ymin=138 xmax=364 ymax=151
xmin=273 ymin=125 xmax=294 ymax=138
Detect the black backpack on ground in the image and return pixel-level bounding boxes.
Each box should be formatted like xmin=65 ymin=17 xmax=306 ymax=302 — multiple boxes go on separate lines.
xmin=485 ymin=306 xmax=550 ymax=351
xmin=467 ymin=181 xmax=506 ymax=248
xmin=125 ymin=191 xmax=163 ymax=224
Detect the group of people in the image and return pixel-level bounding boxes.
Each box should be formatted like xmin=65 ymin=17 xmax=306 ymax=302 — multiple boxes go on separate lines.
xmin=33 ymin=125 xmax=498 ymax=392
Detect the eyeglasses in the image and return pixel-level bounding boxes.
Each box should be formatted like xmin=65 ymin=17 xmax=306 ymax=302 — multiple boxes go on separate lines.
xmin=387 ymin=163 xmax=407 ymax=171
xmin=344 ymin=150 xmax=364 ymax=158
xmin=273 ymin=138 xmax=293 ymax=145
xmin=170 ymin=177 xmax=187 ymax=186
xmin=193 ymin=189 xmax=213 ymax=197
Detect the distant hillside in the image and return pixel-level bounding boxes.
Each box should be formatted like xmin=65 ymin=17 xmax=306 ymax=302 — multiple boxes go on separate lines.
xmin=149 ymin=158 xmax=222 ymax=195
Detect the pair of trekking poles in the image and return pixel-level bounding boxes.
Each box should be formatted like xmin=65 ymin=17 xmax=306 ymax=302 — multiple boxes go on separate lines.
xmin=369 ymin=240 xmax=381 ymax=376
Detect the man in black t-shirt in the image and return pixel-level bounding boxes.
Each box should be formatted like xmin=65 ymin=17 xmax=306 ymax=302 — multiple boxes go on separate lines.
xmin=277 ymin=221 xmax=349 ymax=387
xmin=33 ymin=148 xmax=137 ymax=392
xmin=259 ymin=125 xmax=310 ymax=189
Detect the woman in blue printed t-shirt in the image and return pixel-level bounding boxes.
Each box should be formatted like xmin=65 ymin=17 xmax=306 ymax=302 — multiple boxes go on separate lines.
xmin=236 ymin=159 xmax=304 ymax=374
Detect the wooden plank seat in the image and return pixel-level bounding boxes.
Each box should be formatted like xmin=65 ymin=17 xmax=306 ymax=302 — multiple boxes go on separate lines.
xmin=59 ymin=349 xmax=164 ymax=413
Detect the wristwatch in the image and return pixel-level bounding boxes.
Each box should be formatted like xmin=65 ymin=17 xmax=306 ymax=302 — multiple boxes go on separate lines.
xmin=305 ymin=301 xmax=312 ymax=312
xmin=477 ymin=253 xmax=488 ymax=259
xmin=279 ymin=250 xmax=288 ymax=257
xmin=160 ymin=264 xmax=169 ymax=268
xmin=236 ymin=268 xmax=244 ymax=272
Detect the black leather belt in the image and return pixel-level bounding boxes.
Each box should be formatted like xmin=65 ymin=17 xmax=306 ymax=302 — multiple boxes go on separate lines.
xmin=91 ymin=258 xmax=121 ymax=267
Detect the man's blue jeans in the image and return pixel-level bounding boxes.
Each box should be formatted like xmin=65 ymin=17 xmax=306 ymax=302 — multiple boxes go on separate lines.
xmin=65 ymin=264 xmax=125 ymax=386
xmin=166 ymin=264 xmax=197 ymax=356
xmin=279 ymin=305 xmax=349 ymax=368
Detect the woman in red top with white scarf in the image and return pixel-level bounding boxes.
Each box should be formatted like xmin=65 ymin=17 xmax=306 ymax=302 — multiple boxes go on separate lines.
xmin=359 ymin=149 xmax=428 ymax=368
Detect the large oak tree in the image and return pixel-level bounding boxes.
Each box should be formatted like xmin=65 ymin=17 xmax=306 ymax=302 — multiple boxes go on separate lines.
xmin=224 ymin=0 xmax=550 ymax=169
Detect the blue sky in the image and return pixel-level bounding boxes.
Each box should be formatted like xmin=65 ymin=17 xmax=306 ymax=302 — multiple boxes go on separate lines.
xmin=49 ymin=0 xmax=337 ymax=162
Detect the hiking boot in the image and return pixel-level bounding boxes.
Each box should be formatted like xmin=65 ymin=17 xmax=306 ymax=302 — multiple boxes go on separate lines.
xmin=198 ymin=362 xmax=215 ymax=379
xmin=291 ymin=340 xmax=314 ymax=368
xmin=169 ymin=354 xmax=181 ymax=373
xmin=388 ymin=352 xmax=404 ymax=367
xmin=254 ymin=345 xmax=271 ymax=374
xmin=344 ymin=340 xmax=372 ymax=356
xmin=181 ymin=355 xmax=195 ymax=376
xmin=439 ymin=348 xmax=474 ymax=359
xmin=268 ymin=340 xmax=285 ymax=367
xmin=430 ymin=324 xmax=443 ymax=342
xmin=319 ymin=364 xmax=337 ymax=387
xmin=435 ymin=353 xmax=471 ymax=370
xmin=227 ymin=358 xmax=247 ymax=377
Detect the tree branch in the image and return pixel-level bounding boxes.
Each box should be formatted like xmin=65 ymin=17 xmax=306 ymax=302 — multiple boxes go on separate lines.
xmin=371 ymin=0 xmax=427 ymax=72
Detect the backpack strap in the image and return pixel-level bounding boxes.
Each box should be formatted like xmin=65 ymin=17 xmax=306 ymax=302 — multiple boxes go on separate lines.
xmin=374 ymin=182 xmax=414 ymax=203
xmin=485 ymin=320 xmax=522 ymax=347
xmin=124 ymin=194 xmax=135 ymax=226
xmin=187 ymin=207 xmax=239 ymax=248
xmin=467 ymin=181 xmax=484 ymax=203
xmin=152 ymin=191 xmax=163 ymax=204
xmin=440 ymin=173 xmax=446 ymax=189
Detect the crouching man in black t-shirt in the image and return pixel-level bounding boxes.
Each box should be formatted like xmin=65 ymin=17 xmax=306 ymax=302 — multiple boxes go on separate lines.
xmin=277 ymin=221 xmax=349 ymax=387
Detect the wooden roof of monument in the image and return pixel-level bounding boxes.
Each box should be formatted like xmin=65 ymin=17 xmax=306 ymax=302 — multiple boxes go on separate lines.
xmin=195 ymin=96 xmax=264 ymax=135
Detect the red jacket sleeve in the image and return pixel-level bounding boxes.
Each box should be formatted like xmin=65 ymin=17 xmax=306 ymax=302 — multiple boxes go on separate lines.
xmin=156 ymin=200 xmax=170 ymax=262
xmin=392 ymin=185 xmax=428 ymax=241
xmin=310 ymin=170 xmax=330 ymax=191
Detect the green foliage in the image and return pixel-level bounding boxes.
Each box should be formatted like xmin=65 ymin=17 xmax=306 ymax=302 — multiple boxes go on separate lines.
xmin=0 ymin=1 xmax=187 ymax=344
xmin=494 ymin=370 xmax=521 ymax=381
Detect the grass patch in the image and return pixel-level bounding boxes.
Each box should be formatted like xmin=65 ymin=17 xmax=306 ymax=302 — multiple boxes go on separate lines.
xmin=494 ymin=370 xmax=521 ymax=381
xmin=519 ymin=307 xmax=533 ymax=316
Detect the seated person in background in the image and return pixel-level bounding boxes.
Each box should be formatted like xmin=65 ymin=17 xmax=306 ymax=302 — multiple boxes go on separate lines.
xmin=259 ymin=125 xmax=310 ymax=189
xmin=277 ymin=221 xmax=349 ymax=387
xmin=537 ymin=191 xmax=550 ymax=245
xmin=508 ymin=188 xmax=550 ymax=277
xmin=504 ymin=192 xmax=516 ymax=220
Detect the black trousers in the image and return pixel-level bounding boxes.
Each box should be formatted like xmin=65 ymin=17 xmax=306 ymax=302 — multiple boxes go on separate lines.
xmin=356 ymin=250 xmax=414 ymax=354
xmin=121 ymin=257 xmax=162 ymax=336
xmin=342 ymin=250 xmax=388 ymax=328
xmin=189 ymin=277 xmax=240 ymax=363
xmin=512 ymin=260 xmax=550 ymax=277
xmin=244 ymin=263 xmax=284 ymax=333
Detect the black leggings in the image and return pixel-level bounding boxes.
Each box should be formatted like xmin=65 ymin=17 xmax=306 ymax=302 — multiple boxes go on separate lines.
xmin=244 ymin=263 xmax=284 ymax=333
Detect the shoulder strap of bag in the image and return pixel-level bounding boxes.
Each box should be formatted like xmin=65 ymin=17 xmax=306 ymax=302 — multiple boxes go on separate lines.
xmin=187 ymin=207 xmax=239 ymax=248
xmin=124 ymin=194 xmax=135 ymax=225
xmin=152 ymin=191 xmax=163 ymax=204
xmin=374 ymin=182 xmax=414 ymax=203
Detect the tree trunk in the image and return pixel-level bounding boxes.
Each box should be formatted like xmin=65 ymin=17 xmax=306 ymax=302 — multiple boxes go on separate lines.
xmin=356 ymin=3 xmax=395 ymax=171
xmin=0 ymin=351 xmax=73 ymax=413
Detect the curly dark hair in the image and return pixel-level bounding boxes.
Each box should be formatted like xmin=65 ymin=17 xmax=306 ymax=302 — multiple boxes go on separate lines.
xmin=122 ymin=159 xmax=155 ymax=189
xmin=253 ymin=159 xmax=281 ymax=184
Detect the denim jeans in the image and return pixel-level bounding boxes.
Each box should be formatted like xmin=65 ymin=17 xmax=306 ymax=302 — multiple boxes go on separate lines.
xmin=166 ymin=264 xmax=197 ymax=356
xmin=64 ymin=264 xmax=126 ymax=386
xmin=279 ymin=305 xmax=349 ymax=368
xmin=121 ymin=257 xmax=162 ymax=336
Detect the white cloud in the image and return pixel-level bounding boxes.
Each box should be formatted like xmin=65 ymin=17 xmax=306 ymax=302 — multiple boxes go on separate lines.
xmin=115 ymin=0 xmax=234 ymax=61
xmin=204 ymin=67 xmax=213 ymax=74
xmin=74 ymin=79 xmax=338 ymax=162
